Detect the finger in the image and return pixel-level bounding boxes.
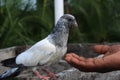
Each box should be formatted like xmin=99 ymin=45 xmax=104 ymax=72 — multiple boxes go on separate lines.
xmin=67 ymin=56 xmax=85 ymax=68
xmin=66 ymin=53 xmax=85 ymax=61
xmin=65 ymin=53 xmax=73 ymax=58
xmin=65 ymin=57 xmax=96 ymax=71
xmin=78 ymin=58 xmax=96 ymax=69
xmin=65 ymin=53 xmax=76 ymax=62
xmin=71 ymin=53 xmax=85 ymax=61
xmin=65 ymin=55 xmax=72 ymax=62
xmin=65 ymin=53 xmax=80 ymax=59
xmin=71 ymin=53 xmax=80 ymax=59
xmin=93 ymin=45 xmax=109 ymax=54
xmin=65 ymin=53 xmax=95 ymax=67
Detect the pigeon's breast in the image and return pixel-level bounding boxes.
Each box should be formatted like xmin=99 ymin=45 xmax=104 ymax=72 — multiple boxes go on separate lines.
xmin=46 ymin=46 xmax=67 ymax=65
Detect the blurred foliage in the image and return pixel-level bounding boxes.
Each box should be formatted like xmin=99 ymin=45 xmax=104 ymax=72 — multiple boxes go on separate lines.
xmin=0 ymin=0 xmax=120 ymax=48
xmin=67 ymin=0 xmax=120 ymax=42
xmin=0 ymin=0 xmax=54 ymax=48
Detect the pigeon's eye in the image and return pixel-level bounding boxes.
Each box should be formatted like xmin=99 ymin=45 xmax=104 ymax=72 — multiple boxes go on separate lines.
xmin=68 ymin=18 xmax=73 ymax=22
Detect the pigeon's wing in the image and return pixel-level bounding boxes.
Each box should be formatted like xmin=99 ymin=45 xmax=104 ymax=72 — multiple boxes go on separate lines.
xmin=16 ymin=38 xmax=56 ymax=66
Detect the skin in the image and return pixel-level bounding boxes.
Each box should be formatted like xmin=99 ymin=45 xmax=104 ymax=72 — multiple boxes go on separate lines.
xmin=65 ymin=45 xmax=120 ymax=73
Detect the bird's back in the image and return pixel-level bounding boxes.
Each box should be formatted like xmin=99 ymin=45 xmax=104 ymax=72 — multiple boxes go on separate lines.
xmin=16 ymin=37 xmax=57 ymax=66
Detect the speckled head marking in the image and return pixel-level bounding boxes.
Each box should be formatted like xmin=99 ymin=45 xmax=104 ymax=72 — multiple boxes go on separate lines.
xmin=52 ymin=14 xmax=78 ymax=34
xmin=61 ymin=14 xmax=78 ymax=27
xmin=49 ymin=14 xmax=78 ymax=47
xmin=58 ymin=14 xmax=78 ymax=28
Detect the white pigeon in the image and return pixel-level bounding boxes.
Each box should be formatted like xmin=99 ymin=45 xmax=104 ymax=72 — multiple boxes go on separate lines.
xmin=0 ymin=14 xmax=78 ymax=80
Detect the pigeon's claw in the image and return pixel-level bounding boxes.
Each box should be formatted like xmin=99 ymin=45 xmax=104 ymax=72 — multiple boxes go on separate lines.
xmin=39 ymin=76 xmax=50 ymax=80
xmin=42 ymin=69 xmax=58 ymax=80
xmin=39 ymin=76 xmax=49 ymax=80
xmin=47 ymin=72 xmax=57 ymax=80
xmin=33 ymin=69 xmax=50 ymax=80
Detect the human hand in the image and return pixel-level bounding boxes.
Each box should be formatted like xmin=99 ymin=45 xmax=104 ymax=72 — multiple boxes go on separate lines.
xmin=65 ymin=45 xmax=120 ymax=72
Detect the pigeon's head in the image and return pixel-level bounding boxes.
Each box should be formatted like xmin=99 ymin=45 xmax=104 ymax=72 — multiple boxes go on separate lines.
xmin=60 ymin=14 xmax=78 ymax=28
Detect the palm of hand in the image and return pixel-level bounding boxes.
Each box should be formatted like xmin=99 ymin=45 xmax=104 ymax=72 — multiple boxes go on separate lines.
xmin=65 ymin=45 xmax=120 ymax=72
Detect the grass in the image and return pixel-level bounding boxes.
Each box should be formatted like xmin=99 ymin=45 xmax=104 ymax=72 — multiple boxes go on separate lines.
xmin=0 ymin=0 xmax=120 ymax=48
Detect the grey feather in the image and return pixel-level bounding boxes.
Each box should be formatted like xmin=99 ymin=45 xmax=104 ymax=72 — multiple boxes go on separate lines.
xmin=49 ymin=14 xmax=77 ymax=47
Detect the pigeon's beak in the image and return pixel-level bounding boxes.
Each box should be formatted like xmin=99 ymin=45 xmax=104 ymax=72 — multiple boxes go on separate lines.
xmin=73 ymin=20 xmax=78 ymax=28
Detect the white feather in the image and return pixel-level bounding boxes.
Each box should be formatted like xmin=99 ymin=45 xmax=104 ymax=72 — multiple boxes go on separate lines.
xmin=16 ymin=37 xmax=56 ymax=66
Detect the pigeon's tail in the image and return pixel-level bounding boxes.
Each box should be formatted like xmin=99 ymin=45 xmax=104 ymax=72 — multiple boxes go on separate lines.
xmin=0 ymin=66 xmax=24 ymax=80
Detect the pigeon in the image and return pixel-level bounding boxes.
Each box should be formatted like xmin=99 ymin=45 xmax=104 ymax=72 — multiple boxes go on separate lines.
xmin=0 ymin=14 xmax=78 ymax=80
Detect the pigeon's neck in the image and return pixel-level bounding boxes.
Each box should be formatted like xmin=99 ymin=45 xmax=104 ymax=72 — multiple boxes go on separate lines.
xmin=49 ymin=21 xmax=69 ymax=47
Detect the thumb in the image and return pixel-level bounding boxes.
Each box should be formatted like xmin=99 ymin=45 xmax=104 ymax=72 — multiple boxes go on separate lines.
xmin=93 ymin=45 xmax=110 ymax=54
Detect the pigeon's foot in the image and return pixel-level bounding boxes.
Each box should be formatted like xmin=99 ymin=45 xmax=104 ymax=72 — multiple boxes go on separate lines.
xmin=33 ymin=69 xmax=50 ymax=80
xmin=42 ymin=69 xmax=58 ymax=80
